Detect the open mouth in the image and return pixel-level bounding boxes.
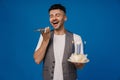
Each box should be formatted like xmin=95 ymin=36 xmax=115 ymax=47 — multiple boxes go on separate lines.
xmin=51 ymin=20 xmax=60 ymax=28
xmin=52 ymin=21 xmax=59 ymax=25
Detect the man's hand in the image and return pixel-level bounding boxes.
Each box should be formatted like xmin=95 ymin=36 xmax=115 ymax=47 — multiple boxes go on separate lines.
xmin=73 ymin=63 xmax=85 ymax=69
xmin=42 ymin=27 xmax=50 ymax=42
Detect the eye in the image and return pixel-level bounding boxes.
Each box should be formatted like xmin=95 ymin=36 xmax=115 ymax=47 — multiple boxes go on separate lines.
xmin=50 ymin=15 xmax=53 ymax=18
xmin=56 ymin=13 xmax=61 ymax=17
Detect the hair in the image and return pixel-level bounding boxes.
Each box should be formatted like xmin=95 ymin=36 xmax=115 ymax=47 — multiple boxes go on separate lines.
xmin=48 ymin=4 xmax=66 ymax=14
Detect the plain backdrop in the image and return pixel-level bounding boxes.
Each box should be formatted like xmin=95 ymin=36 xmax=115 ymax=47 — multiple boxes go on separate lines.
xmin=0 ymin=0 xmax=120 ymax=80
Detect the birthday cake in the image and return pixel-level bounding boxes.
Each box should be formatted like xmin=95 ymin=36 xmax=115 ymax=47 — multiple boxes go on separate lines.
xmin=68 ymin=53 xmax=90 ymax=63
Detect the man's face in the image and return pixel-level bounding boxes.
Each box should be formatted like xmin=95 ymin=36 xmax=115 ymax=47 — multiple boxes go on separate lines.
xmin=49 ymin=9 xmax=66 ymax=30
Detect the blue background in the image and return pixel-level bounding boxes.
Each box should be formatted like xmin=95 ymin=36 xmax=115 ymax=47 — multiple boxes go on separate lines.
xmin=0 ymin=0 xmax=120 ymax=80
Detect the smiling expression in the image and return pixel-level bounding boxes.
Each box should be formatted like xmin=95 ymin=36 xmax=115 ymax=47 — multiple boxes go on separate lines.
xmin=49 ymin=9 xmax=67 ymax=30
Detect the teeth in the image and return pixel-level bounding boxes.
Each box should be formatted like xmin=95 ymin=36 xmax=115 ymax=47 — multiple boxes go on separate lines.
xmin=53 ymin=21 xmax=58 ymax=24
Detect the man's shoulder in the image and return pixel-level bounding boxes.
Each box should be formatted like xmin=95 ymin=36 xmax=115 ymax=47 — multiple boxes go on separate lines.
xmin=73 ymin=33 xmax=82 ymax=41
xmin=73 ymin=33 xmax=81 ymax=37
xmin=66 ymin=30 xmax=81 ymax=38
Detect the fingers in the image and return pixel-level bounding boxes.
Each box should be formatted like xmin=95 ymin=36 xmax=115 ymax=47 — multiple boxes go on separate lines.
xmin=73 ymin=63 xmax=84 ymax=66
xmin=41 ymin=27 xmax=50 ymax=35
xmin=73 ymin=63 xmax=85 ymax=69
xmin=42 ymin=27 xmax=50 ymax=41
xmin=44 ymin=27 xmax=50 ymax=33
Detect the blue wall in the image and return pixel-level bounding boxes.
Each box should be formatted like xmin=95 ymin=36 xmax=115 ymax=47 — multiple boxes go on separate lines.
xmin=0 ymin=0 xmax=120 ymax=80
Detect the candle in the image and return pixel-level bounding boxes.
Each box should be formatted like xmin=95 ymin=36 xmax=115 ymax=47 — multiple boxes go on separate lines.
xmin=79 ymin=43 xmax=81 ymax=54
xmin=75 ymin=43 xmax=77 ymax=54
xmin=76 ymin=42 xmax=81 ymax=54
xmin=77 ymin=44 xmax=78 ymax=54
xmin=72 ymin=41 xmax=75 ymax=53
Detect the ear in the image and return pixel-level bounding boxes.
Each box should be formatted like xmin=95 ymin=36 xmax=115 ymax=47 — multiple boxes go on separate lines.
xmin=64 ymin=16 xmax=67 ymax=21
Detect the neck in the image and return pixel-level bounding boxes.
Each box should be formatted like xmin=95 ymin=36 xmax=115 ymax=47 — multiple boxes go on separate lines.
xmin=54 ymin=29 xmax=66 ymax=35
xmin=54 ymin=27 xmax=66 ymax=35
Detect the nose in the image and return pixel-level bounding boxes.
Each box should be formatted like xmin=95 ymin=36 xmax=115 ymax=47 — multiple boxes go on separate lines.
xmin=52 ymin=16 xmax=57 ymax=20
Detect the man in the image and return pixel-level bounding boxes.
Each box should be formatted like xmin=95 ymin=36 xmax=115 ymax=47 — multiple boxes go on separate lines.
xmin=34 ymin=4 xmax=85 ymax=80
